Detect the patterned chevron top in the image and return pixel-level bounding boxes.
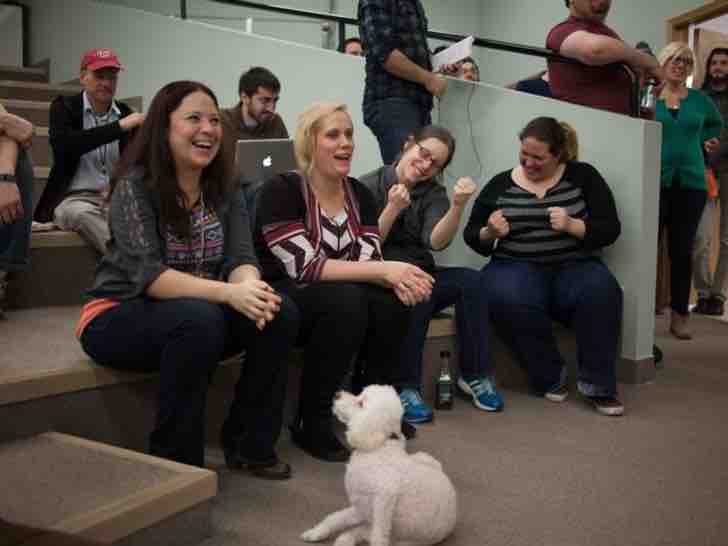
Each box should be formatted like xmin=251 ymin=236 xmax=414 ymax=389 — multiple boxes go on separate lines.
xmin=255 ymin=172 xmax=382 ymax=283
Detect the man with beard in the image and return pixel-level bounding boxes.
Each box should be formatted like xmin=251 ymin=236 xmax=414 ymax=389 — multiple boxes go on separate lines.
xmin=546 ymin=0 xmax=663 ymax=115
xmin=693 ymin=48 xmax=728 ymax=316
xmin=34 ymin=48 xmax=144 ymax=254
xmin=221 ymin=66 xmax=288 ymax=154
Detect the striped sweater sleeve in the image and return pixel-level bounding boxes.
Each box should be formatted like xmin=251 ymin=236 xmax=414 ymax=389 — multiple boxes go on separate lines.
xmin=258 ymin=174 xmax=328 ymax=283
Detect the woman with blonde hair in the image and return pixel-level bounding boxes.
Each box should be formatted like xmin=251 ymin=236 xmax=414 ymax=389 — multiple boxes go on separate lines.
xmin=253 ymin=102 xmax=434 ymax=461
xmin=655 ymin=42 xmax=723 ymax=339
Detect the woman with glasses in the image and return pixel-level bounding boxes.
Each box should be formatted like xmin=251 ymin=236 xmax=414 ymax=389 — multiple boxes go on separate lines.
xmin=465 ymin=117 xmax=625 ymax=417
xmin=655 ymin=42 xmax=723 ymax=339
xmin=359 ymin=125 xmax=504 ymax=426
xmin=254 ymin=102 xmax=434 ymax=462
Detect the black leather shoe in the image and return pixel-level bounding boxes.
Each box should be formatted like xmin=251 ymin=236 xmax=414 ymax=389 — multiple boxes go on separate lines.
xmin=289 ymin=422 xmax=349 ymax=462
xmin=223 ymin=446 xmax=292 ymax=480
xmin=221 ymin=430 xmax=291 ymax=480
xmin=401 ymin=420 xmax=416 ymax=440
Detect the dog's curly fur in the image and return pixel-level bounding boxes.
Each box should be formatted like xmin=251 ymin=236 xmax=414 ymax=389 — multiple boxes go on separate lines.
xmin=301 ymin=385 xmax=457 ymax=546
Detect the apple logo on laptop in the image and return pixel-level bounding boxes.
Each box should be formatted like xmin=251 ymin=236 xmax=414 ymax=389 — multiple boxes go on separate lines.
xmin=262 ymin=155 xmax=273 ymax=168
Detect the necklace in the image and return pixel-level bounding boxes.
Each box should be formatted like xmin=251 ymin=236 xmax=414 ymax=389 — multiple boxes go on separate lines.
xmin=189 ymin=191 xmax=206 ymax=277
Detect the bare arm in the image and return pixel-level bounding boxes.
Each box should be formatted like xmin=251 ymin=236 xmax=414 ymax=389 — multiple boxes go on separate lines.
xmin=0 ymin=112 xmax=34 ymax=147
xmin=429 ymin=204 xmax=465 ymax=250
xmin=384 ymin=50 xmax=447 ymax=97
xmin=560 ymin=31 xmax=660 ymax=71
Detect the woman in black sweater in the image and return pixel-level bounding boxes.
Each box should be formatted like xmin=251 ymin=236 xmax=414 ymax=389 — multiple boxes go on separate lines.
xmin=464 ymin=117 xmax=624 ymax=416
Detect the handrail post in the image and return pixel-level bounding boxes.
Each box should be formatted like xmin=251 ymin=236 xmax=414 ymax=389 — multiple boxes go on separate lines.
xmin=180 ymin=0 xmax=187 ymax=19
xmin=338 ymin=21 xmax=346 ymax=52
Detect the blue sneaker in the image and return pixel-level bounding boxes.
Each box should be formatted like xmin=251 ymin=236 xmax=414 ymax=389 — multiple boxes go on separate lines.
xmin=399 ymin=388 xmax=434 ymax=424
xmin=457 ymin=377 xmax=504 ymax=412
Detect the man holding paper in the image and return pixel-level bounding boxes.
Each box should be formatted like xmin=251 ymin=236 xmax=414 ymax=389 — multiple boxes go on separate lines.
xmin=358 ymin=0 xmax=457 ymax=164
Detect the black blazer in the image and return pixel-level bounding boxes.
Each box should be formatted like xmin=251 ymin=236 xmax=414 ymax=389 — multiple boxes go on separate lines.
xmin=34 ymin=93 xmax=134 ymax=222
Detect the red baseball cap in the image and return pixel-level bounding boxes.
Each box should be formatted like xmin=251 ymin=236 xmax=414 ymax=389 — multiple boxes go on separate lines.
xmin=80 ymin=48 xmax=124 ymax=72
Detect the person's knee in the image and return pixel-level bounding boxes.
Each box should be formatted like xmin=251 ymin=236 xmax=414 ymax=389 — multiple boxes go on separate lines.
xmin=172 ymin=299 xmax=228 ymax=354
xmin=266 ymin=293 xmax=300 ymax=341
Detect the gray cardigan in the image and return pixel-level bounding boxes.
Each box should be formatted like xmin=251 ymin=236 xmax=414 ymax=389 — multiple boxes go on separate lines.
xmin=89 ymin=173 xmax=259 ymax=300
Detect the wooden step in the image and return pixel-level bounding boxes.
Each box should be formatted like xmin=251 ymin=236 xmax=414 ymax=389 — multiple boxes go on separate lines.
xmin=2 ymin=98 xmax=49 ymax=127
xmin=8 ymin=231 xmax=97 ymax=309
xmin=0 ymin=64 xmax=48 ymax=83
xmin=0 ymin=432 xmax=216 ymax=546
xmin=31 ymin=126 xmax=50 ymax=168
xmin=0 ymin=81 xmax=82 ymax=102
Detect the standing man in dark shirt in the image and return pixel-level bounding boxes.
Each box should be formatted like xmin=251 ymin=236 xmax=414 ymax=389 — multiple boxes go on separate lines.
xmin=220 ymin=66 xmax=288 ymax=156
xmin=546 ymin=0 xmax=662 ymax=115
xmin=358 ymin=0 xmax=450 ymax=164
xmin=694 ymin=48 xmax=728 ymax=316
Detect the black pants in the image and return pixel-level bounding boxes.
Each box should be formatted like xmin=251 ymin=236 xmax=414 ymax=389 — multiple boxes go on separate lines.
xmin=80 ymin=296 xmax=299 ymax=467
xmin=274 ymin=281 xmax=410 ymax=425
xmin=659 ymin=184 xmax=707 ymax=315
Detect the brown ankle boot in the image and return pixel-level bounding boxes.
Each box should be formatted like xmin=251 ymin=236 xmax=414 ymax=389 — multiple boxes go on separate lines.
xmin=670 ymin=311 xmax=692 ymax=340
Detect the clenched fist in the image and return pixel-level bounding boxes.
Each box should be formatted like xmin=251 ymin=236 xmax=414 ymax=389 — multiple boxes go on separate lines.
xmin=452 ymin=177 xmax=477 ymax=207
xmin=486 ymin=209 xmax=509 ymax=239
xmin=547 ymin=207 xmax=572 ymax=232
xmin=387 ymin=183 xmax=411 ymax=212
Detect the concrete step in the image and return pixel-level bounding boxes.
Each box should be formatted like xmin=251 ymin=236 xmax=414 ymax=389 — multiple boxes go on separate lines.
xmin=0 ymin=65 xmax=48 ymax=83
xmin=0 ymin=81 xmax=82 ymax=102
xmin=7 ymin=231 xmax=97 ymax=309
xmin=31 ymin=126 xmax=50 ymax=168
xmin=2 ymin=98 xmax=50 ymax=127
xmin=0 ymin=432 xmax=216 ymax=546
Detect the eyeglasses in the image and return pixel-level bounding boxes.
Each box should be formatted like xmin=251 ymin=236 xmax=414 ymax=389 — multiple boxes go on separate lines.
xmin=415 ymin=142 xmax=443 ymax=171
xmin=670 ymin=56 xmax=694 ymax=67
xmin=254 ymin=95 xmax=280 ymax=108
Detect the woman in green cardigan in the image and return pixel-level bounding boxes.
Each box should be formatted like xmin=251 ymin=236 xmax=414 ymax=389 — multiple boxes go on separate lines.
xmin=656 ymin=42 xmax=723 ymax=339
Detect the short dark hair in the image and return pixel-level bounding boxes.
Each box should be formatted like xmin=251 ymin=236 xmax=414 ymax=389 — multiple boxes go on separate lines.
xmin=518 ymin=116 xmax=576 ymax=162
xmin=408 ymin=125 xmax=456 ymax=171
xmin=703 ymin=48 xmax=728 ymax=90
xmin=342 ymin=36 xmax=362 ymax=52
xmin=564 ymin=0 xmax=570 ymax=7
xmin=111 ymin=80 xmax=231 ymax=238
xmin=237 ymin=66 xmax=281 ymax=98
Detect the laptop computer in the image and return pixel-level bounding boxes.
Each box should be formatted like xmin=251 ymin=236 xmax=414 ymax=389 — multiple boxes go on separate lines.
xmin=236 ymin=138 xmax=297 ymax=185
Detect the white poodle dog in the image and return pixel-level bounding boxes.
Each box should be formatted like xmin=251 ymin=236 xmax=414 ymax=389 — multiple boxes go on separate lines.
xmin=301 ymin=385 xmax=457 ymax=546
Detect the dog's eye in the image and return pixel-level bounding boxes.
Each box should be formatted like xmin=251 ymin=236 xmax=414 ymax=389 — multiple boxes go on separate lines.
xmin=357 ymin=396 xmax=365 ymax=408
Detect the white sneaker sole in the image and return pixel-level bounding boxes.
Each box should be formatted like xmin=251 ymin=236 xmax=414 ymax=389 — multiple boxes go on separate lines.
xmin=457 ymin=379 xmax=503 ymax=412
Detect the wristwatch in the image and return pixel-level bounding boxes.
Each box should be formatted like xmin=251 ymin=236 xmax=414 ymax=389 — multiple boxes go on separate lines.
xmin=0 ymin=174 xmax=16 ymax=183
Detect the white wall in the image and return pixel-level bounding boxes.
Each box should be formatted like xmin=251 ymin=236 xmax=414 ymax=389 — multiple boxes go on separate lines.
xmin=0 ymin=5 xmax=23 ymax=66
xmin=19 ymin=0 xmax=381 ymax=175
xmin=435 ymin=79 xmax=661 ymax=363
xmin=478 ymin=0 xmax=707 ymax=86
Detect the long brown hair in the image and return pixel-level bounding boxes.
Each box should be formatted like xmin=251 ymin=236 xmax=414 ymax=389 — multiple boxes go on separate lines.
xmin=110 ymin=80 xmax=232 ymax=238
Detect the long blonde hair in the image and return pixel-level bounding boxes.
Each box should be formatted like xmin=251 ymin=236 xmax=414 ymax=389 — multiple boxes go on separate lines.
xmin=294 ymin=101 xmax=349 ymax=176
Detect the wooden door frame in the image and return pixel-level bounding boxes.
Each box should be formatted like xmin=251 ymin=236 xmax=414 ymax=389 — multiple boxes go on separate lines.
xmin=668 ymin=1 xmax=728 ymax=43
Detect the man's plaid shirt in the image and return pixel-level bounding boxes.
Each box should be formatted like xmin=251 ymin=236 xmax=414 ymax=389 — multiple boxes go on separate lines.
xmin=358 ymin=0 xmax=433 ymax=112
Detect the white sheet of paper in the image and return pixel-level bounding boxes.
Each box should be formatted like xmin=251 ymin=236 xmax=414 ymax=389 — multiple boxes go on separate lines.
xmin=431 ymin=36 xmax=474 ymax=72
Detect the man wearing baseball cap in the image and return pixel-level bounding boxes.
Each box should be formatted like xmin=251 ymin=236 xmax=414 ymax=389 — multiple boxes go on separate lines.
xmin=34 ymin=48 xmax=145 ymax=254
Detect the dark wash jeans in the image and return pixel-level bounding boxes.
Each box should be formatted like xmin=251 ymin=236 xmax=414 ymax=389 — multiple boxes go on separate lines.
xmin=392 ymin=266 xmax=493 ymax=390
xmin=659 ymin=183 xmax=707 ymax=315
xmin=0 ymin=150 xmax=33 ymax=272
xmin=483 ymin=257 xmax=622 ymax=397
xmin=80 ymin=296 xmax=299 ymax=467
xmin=363 ymin=98 xmax=432 ymax=165
xmin=272 ymin=280 xmax=410 ymax=425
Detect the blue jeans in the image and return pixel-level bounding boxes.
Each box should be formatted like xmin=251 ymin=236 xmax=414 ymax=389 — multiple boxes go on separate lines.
xmin=392 ymin=266 xmax=492 ymax=390
xmin=0 ymin=150 xmax=33 ymax=272
xmin=363 ymin=98 xmax=431 ymax=164
xmin=80 ymin=296 xmax=300 ymax=467
xmin=483 ymin=257 xmax=622 ymax=397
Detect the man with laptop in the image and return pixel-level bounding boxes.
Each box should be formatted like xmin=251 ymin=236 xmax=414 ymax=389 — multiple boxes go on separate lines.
xmin=222 ymin=66 xmax=295 ymax=227
xmin=221 ymin=66 xmax=289 ymax=153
